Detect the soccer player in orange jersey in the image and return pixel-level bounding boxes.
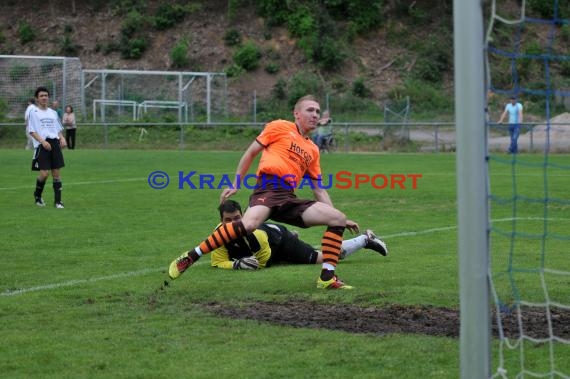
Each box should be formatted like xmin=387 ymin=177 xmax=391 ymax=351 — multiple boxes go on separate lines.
xmin=168 ymin=95 xmax=387 ymax=289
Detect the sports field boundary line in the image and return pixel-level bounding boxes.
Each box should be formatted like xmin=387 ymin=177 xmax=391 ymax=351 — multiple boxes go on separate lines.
xmin=1 ymin=267 xmax=163 ymax=297
xmin=3 ymin=217 xmax=568 ymax=297
xmin=0 ymin=177 xmax=147 ymax=191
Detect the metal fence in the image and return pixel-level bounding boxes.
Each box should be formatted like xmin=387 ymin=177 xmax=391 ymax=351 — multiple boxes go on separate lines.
xmin=82 ymin=69 xmax=227 ymax=124
xmin=0 ymin=55 xmax=82 ymax=119
xmin=2 ymin=121 xmax=568 ymax=153
xmin=0 ymin=56 xmax=227 ymax=123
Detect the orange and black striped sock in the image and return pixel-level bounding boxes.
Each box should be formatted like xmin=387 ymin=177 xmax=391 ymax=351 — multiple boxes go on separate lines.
xmin=320 ymin=226 xmax=345 ymax=280
xmin=197 ymin=220 xmax=247 ymax=255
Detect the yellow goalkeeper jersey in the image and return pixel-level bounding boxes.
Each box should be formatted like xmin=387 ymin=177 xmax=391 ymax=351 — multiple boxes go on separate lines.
xmin=210 ymin=225 xmax=271 ymax=269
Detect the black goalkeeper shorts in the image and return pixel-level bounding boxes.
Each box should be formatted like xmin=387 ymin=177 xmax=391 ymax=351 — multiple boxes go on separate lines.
xmin=260 ymin=223 xmax=319 ymax=265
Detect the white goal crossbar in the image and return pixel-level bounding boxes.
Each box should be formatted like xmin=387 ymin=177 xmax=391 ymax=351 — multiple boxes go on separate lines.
xmin=136 ymin=100 xmax=188 ymax=122
xmin=92 ymin=100 xmax=137 ymax=122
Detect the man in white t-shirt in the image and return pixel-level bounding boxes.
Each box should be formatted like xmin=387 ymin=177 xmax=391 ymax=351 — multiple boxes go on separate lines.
xmin=28 ymin=86 xmax=67 ymax=208
xmin=24 ymin=98 xmax=36 ymax=150
xmin=498 ymin=96 xmax=523 ymax=154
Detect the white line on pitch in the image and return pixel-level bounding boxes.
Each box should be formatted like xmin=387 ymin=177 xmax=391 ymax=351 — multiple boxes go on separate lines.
xmin=4 ymin=217 xmax=569 ymax=297
xmin=383 ymin=217 xmax=570 ymax=239
xmin=1 ymin=267 xmax=163 ymax=297
xmin=0 ymin=177 xmax=147 ymax=191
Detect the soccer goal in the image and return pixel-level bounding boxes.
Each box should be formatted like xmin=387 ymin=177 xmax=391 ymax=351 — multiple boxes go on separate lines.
xmin=92 ymin=99 xmax=138 ymax=122
xmin=456 ymin=1 xmax=570 ymax=378
xmin=136 ymin=100 xmax=188 ymax=122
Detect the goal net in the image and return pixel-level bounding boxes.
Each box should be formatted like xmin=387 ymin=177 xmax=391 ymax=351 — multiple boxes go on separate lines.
xmin=485 ymin=1 xmax=570 ymax=378
xmin=0 ymin=55 xmax=82 ymax=119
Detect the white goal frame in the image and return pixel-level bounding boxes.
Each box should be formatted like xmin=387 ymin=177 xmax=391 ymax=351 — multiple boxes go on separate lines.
xmin=136 ymin=100 xmax=188 ymax=122
xmin=92 ymin=99 xmax=138 ymax=122
xmin=454 ymin=1 xmax=490 ymax=378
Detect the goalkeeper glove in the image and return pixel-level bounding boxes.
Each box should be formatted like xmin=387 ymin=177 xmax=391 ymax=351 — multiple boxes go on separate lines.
xmin=232 ymin=256 xmax=259 ymax=270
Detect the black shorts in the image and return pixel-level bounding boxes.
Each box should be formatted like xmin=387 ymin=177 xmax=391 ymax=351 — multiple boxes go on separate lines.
xmin=249 ymin=176 xmax=316 ymax=228
xmin=259 ymin=224 xmax=319 ymax=265
xmin=32 ymin=138 xmax=65 ymax=171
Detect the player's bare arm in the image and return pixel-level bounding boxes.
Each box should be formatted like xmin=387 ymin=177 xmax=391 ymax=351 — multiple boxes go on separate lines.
xmin=30 ymin=131 xmax=52 ymax=151
xmin=311 ymin=183 xmax=334 ymax=206
xmin=59 ymin=132 xmax=67 ymax=148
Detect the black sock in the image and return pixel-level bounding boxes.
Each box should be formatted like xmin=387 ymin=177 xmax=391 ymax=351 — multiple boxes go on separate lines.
xmin=53 ymin=179 xmax=62 ymax=203
xmin=34 ymin=179 xmax=46 ymax=198
xmin=189 ymin=250 xmax=201 ymax=262
xmin=320 ymin=269 xmax=334 ymax=281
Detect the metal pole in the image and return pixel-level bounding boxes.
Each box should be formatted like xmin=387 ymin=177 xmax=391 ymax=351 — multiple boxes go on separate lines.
xmin=101 ymin=73 xmax=106 ymax=123
xmin=178 ymin=73 xmax=183 ymax=124
xmin=454 ymin=0 xmax=490 ymax=378
xmin=206 ymin=74 xmax=212 ymax=124
xmin=253 ymin=90 xmax=257 ymax=123
xmin=62 ymin=58 xmax=67 ymax=108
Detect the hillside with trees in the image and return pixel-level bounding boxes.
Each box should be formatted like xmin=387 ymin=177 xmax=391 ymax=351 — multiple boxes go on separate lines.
xmin=1 ymin=0 xmax=568 ymax=121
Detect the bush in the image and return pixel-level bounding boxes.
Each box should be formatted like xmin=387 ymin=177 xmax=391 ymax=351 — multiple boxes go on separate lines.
xmin=121 ymin=10 xmax=145 ymax=37
xmin=225 ymin=64 xmax=245 ymax=78
xmin=153 ymin=4 xmax=192 ymax=30
xmin=324 ymin=0 xmax=383 ymax=33
xmin=287 ymin=71 xmax=323 ymax=108
xmin=233 ymin=41 xmax=262 ymax=71
xmin=18 ymin=21 xmax=35 ymax=44
xmin=352 ymin=78 xmax=372 ymax=98
xmin=528 ymin=0 xmax=570 ymax=19
xmin=412 ymin=36 xmax=451 ymax=83
xmin=9 ymin=64 xmax=30 ymax=81
xmin=560 ymin=61 xmax=570 ymax=77
xmin=265 ymin=62 xmax=280 ymax=74
xmin=170 ymin=39 xmax=190 ymax=68
xmin=315 ymin=37 xmax=345 ymax=72
xmin=390 ymin=79 xmax=454 ymax=118
xmin=60 ymin=35 xmax=80 ymax=56
xmin=255 ymin=0 xmax=289 ymax=26
xmin=120 ymin=37 xmax=147 ymax=59
xmin=223 ymin=29 xmax=241 ymax=47
xmin=272 ymin=79 xmax=287 ymax=101
xmin=287 ymin=7 xmax=315 ymax=38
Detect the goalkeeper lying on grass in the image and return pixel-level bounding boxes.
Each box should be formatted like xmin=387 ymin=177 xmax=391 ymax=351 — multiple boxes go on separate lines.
xmin=211 ymin=200 xmax=388 ymax=270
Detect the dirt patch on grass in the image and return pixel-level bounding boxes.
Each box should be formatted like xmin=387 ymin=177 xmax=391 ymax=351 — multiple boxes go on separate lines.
xmin=202 ymin=300 xmax=570 ymax=338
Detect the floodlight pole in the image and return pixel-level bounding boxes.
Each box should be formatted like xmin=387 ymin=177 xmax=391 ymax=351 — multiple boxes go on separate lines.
xmin=454 ymin=0 xmax=490 ymax=378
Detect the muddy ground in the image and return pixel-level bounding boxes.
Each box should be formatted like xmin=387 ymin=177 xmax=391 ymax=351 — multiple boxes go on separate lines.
xmin=202 ymin=300 xmax=570 ymax=339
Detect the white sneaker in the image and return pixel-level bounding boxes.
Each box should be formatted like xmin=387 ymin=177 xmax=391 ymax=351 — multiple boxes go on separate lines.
xmin=35 ymin=196 xmax=46 ymax=207
xmin=364 ymin=229 xmax=388 ymax=256
xmin=55 ymin=202 xmax=65 ymax=209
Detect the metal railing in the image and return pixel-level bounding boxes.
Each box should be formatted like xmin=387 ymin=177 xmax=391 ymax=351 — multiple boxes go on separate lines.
xmin=1 ymin=121 xmax=568 ymax=153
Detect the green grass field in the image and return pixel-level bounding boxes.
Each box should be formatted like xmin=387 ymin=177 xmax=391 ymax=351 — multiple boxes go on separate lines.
xmin=1 ymin=149 xmax=569 ymax=378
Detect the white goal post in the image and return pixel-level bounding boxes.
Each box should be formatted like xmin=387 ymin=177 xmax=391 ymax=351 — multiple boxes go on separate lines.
xmin=92 ymin=100 xmax=138 ymax=122
xmin=136 ymin=100 xmax=188 ymax=122
xmin=454 ymin=1 xmax=490 ymax=378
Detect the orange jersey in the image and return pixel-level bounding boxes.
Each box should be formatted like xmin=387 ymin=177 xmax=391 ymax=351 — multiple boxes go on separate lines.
xmin=255 ymin=120 xmax=321 ymax=186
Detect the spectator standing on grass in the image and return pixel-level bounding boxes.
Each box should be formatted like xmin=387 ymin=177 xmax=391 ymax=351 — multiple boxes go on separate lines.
xmin=169 ymin=95 xmax=387 ymax=289
xmin=29 ymin=86 xmax=67 ymax=209
xmin=211 ymin=200 xmax=387 ymax=270
xmin=51 ymin=100 xmax=63 ymax=121
xmin=498 ymin=96 xmax=523 ymax=154
xmin=313 ymin=110 xmax=333 ymax=151
xmin=24 ymin=98 xmax=36 ymax=150
xmin=63 ymin=105 xmax=77 ymax=149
